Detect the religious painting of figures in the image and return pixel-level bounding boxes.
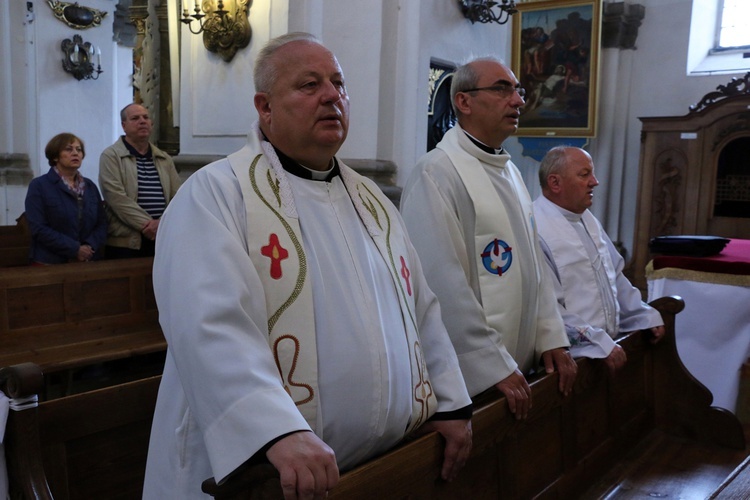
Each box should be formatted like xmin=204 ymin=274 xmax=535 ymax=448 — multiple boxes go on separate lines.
xmin=512 ymin=0 xmax=601 ymax=137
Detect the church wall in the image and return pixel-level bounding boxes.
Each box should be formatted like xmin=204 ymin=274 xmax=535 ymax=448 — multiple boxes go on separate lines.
xmin=607 ymin=0 xmax=740 ymax=252
xmin=0 ymin=0 xmax=132 ymax=224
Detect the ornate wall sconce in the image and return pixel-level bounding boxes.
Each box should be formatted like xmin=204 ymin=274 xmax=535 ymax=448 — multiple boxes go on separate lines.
xmin=61 ymin=34 xmax=102 ymax=80
xmin=459 ymin=0 xmax=517 ymax=25
xmin=47 ymin=1 xmax=107 ymax=29
xmin=181 ymin=0 xmax=252 ymax=62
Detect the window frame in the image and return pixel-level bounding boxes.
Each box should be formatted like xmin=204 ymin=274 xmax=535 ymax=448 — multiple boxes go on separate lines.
xmin=711 ymin=0 xmax=750 ymax=55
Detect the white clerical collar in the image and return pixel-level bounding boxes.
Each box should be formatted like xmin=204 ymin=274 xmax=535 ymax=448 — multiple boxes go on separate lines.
xmin=300 ymin=163 xmax=335 ymax=181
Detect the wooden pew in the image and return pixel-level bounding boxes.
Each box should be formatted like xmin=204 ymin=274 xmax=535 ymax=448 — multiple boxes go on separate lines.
xmin=1 ymin=297 xmax=745 ymax=499
xmin=201 ymin=296 xmax=746 ymax=499
xmin=0 ymin=363 xmax=160 ymax=499
xmin=0 ymin=257 xmax=165 ymax=375
xmin=0 ymin=214 xmax=30 ymax=267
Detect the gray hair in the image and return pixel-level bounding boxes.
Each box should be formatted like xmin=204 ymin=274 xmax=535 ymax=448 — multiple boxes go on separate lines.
xmin=538 ymin=145 xmax=575 ymax=189
xmin=449 ymin=56 xmax=505 ymax=116
xmin=254 ymin=32 xmax=322 ymax=94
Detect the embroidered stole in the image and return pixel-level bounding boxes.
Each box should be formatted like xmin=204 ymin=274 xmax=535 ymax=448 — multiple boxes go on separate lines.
xmin=230 ymin=140 xmax=436 ymax=434
xmin=438 ymin=126 xmax=537 ymax=354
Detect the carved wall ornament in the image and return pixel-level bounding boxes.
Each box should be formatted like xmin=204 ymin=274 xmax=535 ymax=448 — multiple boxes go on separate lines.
xmin=653 ymin=151 xmax=684 ymax=236
xmin=711 ymin=112 xmax=750 ymax=152
xmin=689 ymin=71 xmax=750 ymax=114
xmin=47 ymin=1 xmax=107 ymax=29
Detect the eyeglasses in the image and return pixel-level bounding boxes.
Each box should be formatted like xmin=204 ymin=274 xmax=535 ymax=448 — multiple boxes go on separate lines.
xmin=462 ymin=83 xmax=526 ymax=100
xmin=63 ymin=146 xmax=83 ymax=154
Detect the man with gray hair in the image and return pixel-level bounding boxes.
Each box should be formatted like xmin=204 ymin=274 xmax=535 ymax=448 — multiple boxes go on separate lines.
xmin=143 ymin=32 xmax=472 ymax=499
xmin=533 ymin=146 xmax=664 ymax=375
xmin=401 ymin=57 xmax=576 ymax=421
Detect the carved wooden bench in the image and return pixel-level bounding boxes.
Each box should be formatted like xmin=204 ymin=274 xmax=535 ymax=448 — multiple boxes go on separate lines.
xmin=0 ymin=257 xmax=165 ymax=375
xmin=1 ymin=296 xmax=745 ymax=499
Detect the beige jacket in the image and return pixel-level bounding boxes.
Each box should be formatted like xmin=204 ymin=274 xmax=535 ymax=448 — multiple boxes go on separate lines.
xmin=98 ymin=137 xmax=182 ymax=250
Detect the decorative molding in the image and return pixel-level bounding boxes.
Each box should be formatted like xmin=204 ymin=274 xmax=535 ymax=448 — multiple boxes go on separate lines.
xmin=156 ymin=3 xmax=179 ymax=155
xmin=114 ymin=0 xmax=137 ymax=47
xmin=690 ymin=72 xmax=750 ymax=114
xmin=601 ymin=1 xmax=645 ymax=50
xmin=711 ymin=112 xmax=750 ymax=152
xmin=0 ymin=154 xmax=33 ymax=186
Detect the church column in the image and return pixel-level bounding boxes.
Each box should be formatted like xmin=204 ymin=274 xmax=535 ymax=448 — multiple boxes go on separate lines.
xmin=155 ymin=2 xmax=179 ymax=155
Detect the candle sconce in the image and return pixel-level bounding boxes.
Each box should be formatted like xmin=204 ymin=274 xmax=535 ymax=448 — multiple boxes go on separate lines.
xmin=181 ymin=0 xmax=252 ymax=62
xmin=61 ymin=34 xmax=102 ymax=80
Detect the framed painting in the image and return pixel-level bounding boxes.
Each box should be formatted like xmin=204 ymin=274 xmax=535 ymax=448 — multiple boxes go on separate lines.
xmin=511 ymin=0 xmax=601 ymax=137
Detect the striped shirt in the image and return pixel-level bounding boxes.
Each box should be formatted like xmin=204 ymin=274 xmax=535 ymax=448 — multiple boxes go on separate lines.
xmin=123 ymin=138 xmax=166 ymax=219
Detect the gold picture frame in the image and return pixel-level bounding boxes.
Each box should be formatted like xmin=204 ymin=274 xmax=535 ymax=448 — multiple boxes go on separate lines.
xmin=512 ymin=0 xmax=601 ymax=137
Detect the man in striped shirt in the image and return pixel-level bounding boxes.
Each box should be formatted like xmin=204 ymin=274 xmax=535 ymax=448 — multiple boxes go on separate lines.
xmin=99 ymin=103 xmax=182 ymax=258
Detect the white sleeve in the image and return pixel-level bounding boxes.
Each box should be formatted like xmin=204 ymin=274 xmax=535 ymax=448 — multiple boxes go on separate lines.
xmin=538 ymin=236 xmax=616 ymax=360
xmin=606 ymin=237 xmax=664 ymax=332
xmin=153 ymin=164 xmax=310 ymax=483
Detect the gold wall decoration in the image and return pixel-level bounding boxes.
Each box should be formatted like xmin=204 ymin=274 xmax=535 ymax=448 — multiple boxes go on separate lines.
xmin=47 ymin=1 xmax=107 ymax=30
xmin=181 ymin=0 xmax=252 ymax=62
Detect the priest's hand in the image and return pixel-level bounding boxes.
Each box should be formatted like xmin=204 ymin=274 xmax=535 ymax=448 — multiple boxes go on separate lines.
xmin=649 ymin=325 xmax=666 ymax=344
xmin=266 ymin=430 xmax=339 ymax=500
xmin=417 ymin=419 xmax=473 ymax=482
xmin=604 ymin=344 xmax=627 ymax=376
xmin=494 ymin=369 xmax=532 ymax=419
xmin=542 ymin=347 xmax=577 ymax=396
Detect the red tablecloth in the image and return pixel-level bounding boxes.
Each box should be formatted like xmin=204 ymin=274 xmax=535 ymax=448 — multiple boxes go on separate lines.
xmin=652 ymin=238 xmax=750 ymax=275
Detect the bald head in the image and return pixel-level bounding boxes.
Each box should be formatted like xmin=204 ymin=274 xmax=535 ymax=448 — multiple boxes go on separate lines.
xmin=539 ymin=146 xmax=599 ymax=214
xmin=449 ymin=57 xmax=525 ymax=148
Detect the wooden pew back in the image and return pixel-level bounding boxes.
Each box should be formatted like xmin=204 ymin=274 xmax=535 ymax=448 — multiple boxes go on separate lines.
xmin=201 ymin=296 xmax=746 ymax=499
xmin=0 ymin=362 xmax=160 ymax=499
xmin=0 ymin=257 xmax=164 ymax=373
xmin=0 ymin=214 xmax=30 ymax=267
xmin=2 ymin=297 xmax=744 ymax=500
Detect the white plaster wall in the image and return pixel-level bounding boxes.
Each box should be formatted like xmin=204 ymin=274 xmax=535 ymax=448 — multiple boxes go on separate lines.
xmin=616 ymin=0 xmax=742 ymax=251
xmin=33 ymin=0 xmax=131 ymax=184
xmin=409 ymin=1 xmax=512 ymax=185
xmin=319 ymin=0 xmax=382 ymax=161
xmin=0 ymin=0 xmax=131 ymax=223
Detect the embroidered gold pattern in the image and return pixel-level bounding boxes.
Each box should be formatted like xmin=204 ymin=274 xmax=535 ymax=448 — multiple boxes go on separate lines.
xmin=413 ymin=341 xmax=434 ymax=427
xmin=248 ymin=155 xmax=307 ymax=333
xmin=359 ymin=190 xmax=382 ymax=230
xmin=357 ymin=182 xmax=432 ymax=425
xmin=266 ymin=168 xmax=281 ymax=207
xmin=358 ymin=183 xmax=417 ymax=329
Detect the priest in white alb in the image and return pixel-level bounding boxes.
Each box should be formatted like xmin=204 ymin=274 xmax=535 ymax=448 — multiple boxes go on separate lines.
xmin=143 ymin=33 xmax=472 ymax=500
xmin=400 ymin=57 xmax=576 ymax=422
xmin=533 ymin=146 xmax=664 ymax=375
